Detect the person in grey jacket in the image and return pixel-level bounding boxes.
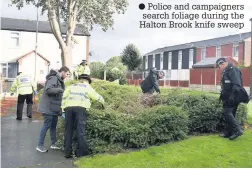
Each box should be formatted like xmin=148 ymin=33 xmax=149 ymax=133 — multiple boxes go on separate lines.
xmin=36 ymin=66 xmax=70 ymax=153
xmin=140 ymin=68 xmax=164 ymax=94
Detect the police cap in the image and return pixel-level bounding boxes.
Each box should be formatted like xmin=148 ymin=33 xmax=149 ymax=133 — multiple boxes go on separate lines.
xmin=216 ymin=57 xmax=227 ymax=67
xmin=78 ymin=74 xmax=92 ymax=84
xmin=216 ymin=57 xmax=227 ymax=65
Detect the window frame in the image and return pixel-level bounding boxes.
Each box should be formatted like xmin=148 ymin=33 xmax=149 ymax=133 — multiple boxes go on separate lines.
xmin=9 ymin=32 xmax=20 ymax=48
xmin=233 ymin=43 xmax=239 ymax=58
xmin=201 ymin=47 xmax=206 ymax=59
xmin=216 ymin=46 xmax=221 ymax=57
xmin=189 ymin=49 xmax=194 ymax=61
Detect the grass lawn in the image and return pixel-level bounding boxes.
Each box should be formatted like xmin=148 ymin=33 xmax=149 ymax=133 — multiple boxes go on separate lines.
xmin=75 ymin=129 xmax=252 ymax=168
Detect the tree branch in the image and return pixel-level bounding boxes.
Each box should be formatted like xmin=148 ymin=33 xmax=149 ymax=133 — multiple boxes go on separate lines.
xmin=47 ymin=4 xmax=66 ymax=49
xmin=66 ymin=0 xmax=77 ymax=46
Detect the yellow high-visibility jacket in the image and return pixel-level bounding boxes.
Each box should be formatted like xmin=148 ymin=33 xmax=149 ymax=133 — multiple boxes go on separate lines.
xmin=74 ymin=65 xmax=90 ymax=78
xmin=10 ymin=74 xmax=37 ymax=95
xmin=61 ymin=81 xmax=104 ymax=111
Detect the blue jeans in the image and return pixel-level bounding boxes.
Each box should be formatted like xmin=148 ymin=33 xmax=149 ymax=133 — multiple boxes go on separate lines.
xmin=38 ymin=114 xmax=58 ymax=146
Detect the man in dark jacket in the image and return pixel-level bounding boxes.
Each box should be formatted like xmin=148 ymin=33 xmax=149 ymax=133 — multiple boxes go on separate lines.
xmin=140 ymin=68 xmax=164 ymax=94
xmin=36 ymin=66 xmax=70 ymax=152
xmin=217 ymin=58 xmax=249 ymax=140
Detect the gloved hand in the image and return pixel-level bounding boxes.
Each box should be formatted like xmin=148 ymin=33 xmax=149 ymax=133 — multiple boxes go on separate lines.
xmin=101 ymin=104 xmax=105 ymax=110
xmin=10 ymin=93 xmax=14 ymax=96
xmin=62 ymin=112 xmax=65 ymax=119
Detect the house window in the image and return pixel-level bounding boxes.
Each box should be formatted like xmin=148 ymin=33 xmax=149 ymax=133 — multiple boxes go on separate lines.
xmin=145 ymin=57 xmax=148 ymax=70
xmin=216 ymin=46 xmax=221 ymax=57
xmin=201 ymin=47 xmax=206 ymax=59
xmin=168 ymin=52 xmax=172 ymax=70
xmin=1 ymin=63 xmax=7 ymax=77
xmin=189 ymin=49 xmax=194 ymax=61
xmin=0 ymin=63 xmax=18 ymax=78
xmin=189 ymin=49 xmax=194 ymax=69
xmin=178 ymin=50 xmax=182 ymax=69
xmin=160 ymin=53 xmax=163 ymax=70
xmin=233 ymin=43 xmax=239 ymax=58
xmin=178 ymin=51 xmax=182 ymax=61
xmin=153 ymin=55 xmax=155 ymax=68
xmin=10 ymin=32 xmax=20 ymax=48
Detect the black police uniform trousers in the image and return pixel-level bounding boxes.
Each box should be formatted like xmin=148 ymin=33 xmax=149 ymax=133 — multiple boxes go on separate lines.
xmin=17 ymin=94 xmax=33 ymax=119
xmin=222 ymin=101 xmax=241 ymax=135
xmin=64 ymin=106 xmax=90 ymax=157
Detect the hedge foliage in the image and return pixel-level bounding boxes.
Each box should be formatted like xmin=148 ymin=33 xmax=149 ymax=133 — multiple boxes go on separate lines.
xmin=55 ymin=80 xmax=248 ymax=154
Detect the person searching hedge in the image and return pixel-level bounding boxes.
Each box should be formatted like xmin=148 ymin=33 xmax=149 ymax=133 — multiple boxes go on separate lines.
xmin=36 ymin=66 xmax=71 ymax=153
xmin=140 ymin=67 xmax=165 ymax=94
xmin=61 ymin=72 xmax=105 ymax=158
xmin=216 ymin=57 xmax=250 ymax=140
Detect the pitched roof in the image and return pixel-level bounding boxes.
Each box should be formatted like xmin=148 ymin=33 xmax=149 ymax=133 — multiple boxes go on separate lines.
xmin=192 ymin=32 xmax=251 ymax=47
xmin=9 ymin=50 xmax=50 ymax=63
xmin=1 ymin=17 xmax=90 ymax=36
xmin=144 ymin=32 xmax=251 ymax=56
xmin=192 ymin=57 xmax=238 ymax=68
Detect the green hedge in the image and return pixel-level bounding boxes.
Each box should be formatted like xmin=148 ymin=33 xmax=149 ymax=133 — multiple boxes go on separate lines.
xmin=55 ymin=81 xmax=248 ymax=154
xmin=152 ymin=89 xmax=247 ymax=133
xmin=56 ymin=105 xmax=188 ymax=153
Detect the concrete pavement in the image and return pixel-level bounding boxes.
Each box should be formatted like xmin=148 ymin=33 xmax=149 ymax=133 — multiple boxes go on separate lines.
xmin=1 ymin=115 xmax=75 ymax=168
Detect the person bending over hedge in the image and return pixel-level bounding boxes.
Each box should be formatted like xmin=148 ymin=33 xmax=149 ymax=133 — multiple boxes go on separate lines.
xmin=61 ymin=73 xmax=105 ymax=158
xmin=140 ymin=68 xmax=164 ymax=94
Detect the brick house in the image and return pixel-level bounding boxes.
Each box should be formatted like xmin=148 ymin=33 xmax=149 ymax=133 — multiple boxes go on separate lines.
xmin=140 ymin=32 xmax=251 ymax=88
xmin=0 ymin=17 xmax=90 ymax=81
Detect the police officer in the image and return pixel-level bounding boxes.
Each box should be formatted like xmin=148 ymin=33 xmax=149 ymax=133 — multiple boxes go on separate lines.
xmin=140 ymin=68 xmax=164 ymax=94
xmin=62 ymin=73 xmax=104 ymax=158
xmin=73 ymin=60 xmax=90 ymax=79
xmin=217 ymin=58 xmax=245 ymax=140
xmin=10 ymin=72 xmax=37 ymax=120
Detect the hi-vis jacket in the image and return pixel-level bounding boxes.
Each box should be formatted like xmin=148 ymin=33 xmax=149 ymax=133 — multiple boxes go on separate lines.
xmin=61 ymin=81 xmax=104 ymax=111
xmin=10 ymin=74 xmax=37 ymax=95
xmin=74 ymin=65 xmax=90 ymax=77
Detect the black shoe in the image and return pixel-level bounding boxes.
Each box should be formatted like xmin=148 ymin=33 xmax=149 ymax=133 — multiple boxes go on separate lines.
xmin=27 ymin=115 xmax=32 ymax=118
xmin=219 ymin=133 xmax=230 ymax=138
xmin=229 ymin=131 xmax=243 ymax=140
xmin=16 ymin=118 xmax=22 ymax=120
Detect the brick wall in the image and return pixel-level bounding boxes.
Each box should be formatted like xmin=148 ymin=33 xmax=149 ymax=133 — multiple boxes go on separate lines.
xmin=128 ymin=79 xmax=189 ymax=87
xmin=1 ymin=96 xmax=40 ymax=117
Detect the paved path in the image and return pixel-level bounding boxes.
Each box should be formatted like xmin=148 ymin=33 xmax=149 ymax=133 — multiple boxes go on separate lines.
xmin=1 ymin=115 xmax=75 ymax=168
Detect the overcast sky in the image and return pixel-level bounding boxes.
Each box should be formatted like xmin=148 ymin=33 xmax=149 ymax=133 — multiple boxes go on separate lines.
xmin=1 ymin=0 xmax=252 ymax=63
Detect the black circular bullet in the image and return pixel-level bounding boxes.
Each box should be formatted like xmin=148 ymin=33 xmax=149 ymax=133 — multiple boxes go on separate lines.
xmin=139 ymin=3 xmax=145 ymax=10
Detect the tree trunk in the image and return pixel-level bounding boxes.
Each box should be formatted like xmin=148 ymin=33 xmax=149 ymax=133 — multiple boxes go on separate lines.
xmin=47 ymin=1 xmax=76 ymax=69
xmin=61 ymin=46 xmax=73 ymax=69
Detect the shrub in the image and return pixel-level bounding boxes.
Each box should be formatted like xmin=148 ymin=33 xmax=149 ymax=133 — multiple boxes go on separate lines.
xmin=56 ymin=105 xmax=188 ymax=153
xmin=55 ymin=81 xmax=248 ymax=155
xmin=90 ymin=62 xmax=105 ymax=79
xmin=152 ymin=89 xmax=247 ymax=133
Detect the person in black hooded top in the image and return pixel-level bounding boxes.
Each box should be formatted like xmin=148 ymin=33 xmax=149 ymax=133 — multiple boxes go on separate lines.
xmin=36 ymin=66 xmax=70 ymax=153
xmin=140 ymin=68 xmax=164 ymax=94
